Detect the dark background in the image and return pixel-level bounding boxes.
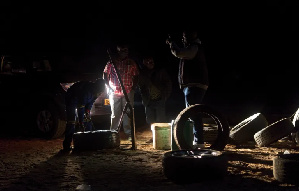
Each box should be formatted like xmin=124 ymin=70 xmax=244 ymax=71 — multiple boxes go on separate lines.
xmin=0 ymin=1 xmax=299 ymax=124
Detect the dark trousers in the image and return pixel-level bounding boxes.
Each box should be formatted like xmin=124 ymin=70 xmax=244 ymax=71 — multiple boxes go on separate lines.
xmin=183 ymin=87 xmax=207 ymax=144
xmin=63 ymin=101 xmax=93 ymax=149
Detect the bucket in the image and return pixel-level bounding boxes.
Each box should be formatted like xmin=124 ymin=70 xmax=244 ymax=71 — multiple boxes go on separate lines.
xmin=151 ymin=123 xmax=171 ymax=150
xmin=171 ymin=120 xmax=194 ymax=151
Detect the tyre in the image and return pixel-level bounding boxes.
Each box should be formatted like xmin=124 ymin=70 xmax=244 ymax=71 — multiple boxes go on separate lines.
xmin=173 ymin=104 xmax=229 ymax=151
xmin=254 ymin=118 xmax=295 ymax=147
xmin=73 ymin=130 xmax=120 ymax=151
xmin=291 ymin=108 xmax=299 ymax=127
xmin=229 ymin=113 xmax=268 ymax=144
xmin=162 ymin=149 xmax=228 ymax=184
xmin=273 ymin=153 xmax=299 ymax=185
xmin=291 ymin=108 xmax=299 ymax=145
xmin=32 ymin=101 xmax=66 ymax=139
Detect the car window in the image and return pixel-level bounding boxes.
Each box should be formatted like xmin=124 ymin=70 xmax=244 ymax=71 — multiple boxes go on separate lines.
xmin=32 ymin=59 xmax=52 ymax=72
xmin=0 ymin=55 xmax=26 ymax=74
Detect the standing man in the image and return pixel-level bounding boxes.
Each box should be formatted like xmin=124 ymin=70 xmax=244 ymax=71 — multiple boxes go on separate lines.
xmin=166 ymin=28 xmax=209 ymax=149
xmin=138 ymin=55 xmax=172 ymax=143
xmin=103 ymin=43 xmax=139 ymax=141
xmin=62 ymin=78 xmax=106 ymax=152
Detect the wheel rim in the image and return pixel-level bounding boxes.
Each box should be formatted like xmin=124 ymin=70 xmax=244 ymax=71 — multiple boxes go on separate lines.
xmin=171 ymin=149 xmax=222 ymax=158
xmin=37 ymin=110 xmax=54 ymax=133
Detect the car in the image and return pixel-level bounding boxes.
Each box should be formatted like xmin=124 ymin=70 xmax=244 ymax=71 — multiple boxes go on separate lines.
xmin=90 ymin=90 xmax=111 ymax=130
xmin=0 ymin=54 xmax=110 ymax=139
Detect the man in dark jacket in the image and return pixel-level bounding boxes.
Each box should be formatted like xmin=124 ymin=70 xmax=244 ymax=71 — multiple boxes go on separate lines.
xmin=62 ymin=78 xmax=106 ymax=151
xmin=138 ymin=55 xmax=172 ymax=142
xmin=166 ymin=28 xmax=209 ymax=149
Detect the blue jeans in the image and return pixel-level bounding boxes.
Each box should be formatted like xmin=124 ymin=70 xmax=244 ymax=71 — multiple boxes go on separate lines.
xmin=109 ymin=90 xmax=135 ymax=136
xmin=63 ymin=101 xmax=93 ymax=149
xmin=183 ymin=87 xmax=207 ymax=144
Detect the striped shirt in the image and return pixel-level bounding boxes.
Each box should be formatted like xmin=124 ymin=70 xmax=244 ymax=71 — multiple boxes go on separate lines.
xmin=103 ymin=58 xmax=139 ymax=95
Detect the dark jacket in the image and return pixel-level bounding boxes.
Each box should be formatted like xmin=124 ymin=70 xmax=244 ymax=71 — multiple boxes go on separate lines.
xmin=138 ymin=67 xmax=172 ymax=106
xmin=65 ymin=81 xmax=98 ymax=110
xmin=178 ymin=42 xmax=209 ymax=89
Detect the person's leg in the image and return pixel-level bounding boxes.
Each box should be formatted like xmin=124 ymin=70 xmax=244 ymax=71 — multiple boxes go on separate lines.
xmin=122 ymin=90 xmax=135 ymax=138
xmin=155 ymin=99 xmax=167 ymax=123
xmin=77 ymin=107 xmax=85 ymax=131
xmin=110 ymin=93 xmax=122 ymax=132
xmin=145 ymin=102 xmax=156 ymax=125
xmin=183 ymin=87 xmax=206 ymax=145
xmin=84 ymin=106 xmax=93 ymax=131
xmin=63 ymin=103 xmax=76 ymax=150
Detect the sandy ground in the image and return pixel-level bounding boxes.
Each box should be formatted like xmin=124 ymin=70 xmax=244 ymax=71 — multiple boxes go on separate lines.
xmin=0 ymin=126 xmax=298 ymax=191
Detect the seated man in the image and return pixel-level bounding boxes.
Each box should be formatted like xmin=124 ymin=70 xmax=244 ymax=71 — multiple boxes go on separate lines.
xmin=62 ymin=78 xmax=106 ymax=151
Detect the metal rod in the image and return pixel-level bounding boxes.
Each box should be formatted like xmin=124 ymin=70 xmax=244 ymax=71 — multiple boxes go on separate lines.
xmin=107 ymin=49 xmax=137 ymax=150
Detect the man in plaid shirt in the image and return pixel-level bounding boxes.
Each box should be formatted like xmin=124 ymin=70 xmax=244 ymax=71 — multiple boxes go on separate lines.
xmin=103 ymin=43 xmax=139 ymax=141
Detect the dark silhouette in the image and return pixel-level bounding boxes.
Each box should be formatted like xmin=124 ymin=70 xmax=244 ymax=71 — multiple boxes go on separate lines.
xmin=138 ymin=55 xmax=172 ymax=142
xmin=62 ymin=78 xmax=106 ymax=151
xmin=166 ymin=28 xmax=209 ymax=149
xmin=103 ymin=43 xmax=139 ymax=141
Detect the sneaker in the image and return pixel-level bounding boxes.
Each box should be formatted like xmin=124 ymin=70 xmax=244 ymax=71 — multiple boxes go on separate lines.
xmin=59 ymin=146 xmax=73 ymax=153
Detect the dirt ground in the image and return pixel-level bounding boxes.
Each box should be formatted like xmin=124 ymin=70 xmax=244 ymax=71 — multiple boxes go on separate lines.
xmin=0 ymin=126 xmax=298 ymax=191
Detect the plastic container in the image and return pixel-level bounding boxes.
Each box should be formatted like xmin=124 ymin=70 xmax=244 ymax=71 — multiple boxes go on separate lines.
xmin=151 ymin=123 xmax=171 ymax=150
xmin=171 ymin=120 xmax=194 ymax=151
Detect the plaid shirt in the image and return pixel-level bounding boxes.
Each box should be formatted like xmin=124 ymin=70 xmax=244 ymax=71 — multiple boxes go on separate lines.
xmin=103 ymin=58 xmax=139 ymax=95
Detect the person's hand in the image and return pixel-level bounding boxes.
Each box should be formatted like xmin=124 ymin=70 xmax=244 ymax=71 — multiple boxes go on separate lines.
xmin=85 ymin=109 xmax=91 ymax=120
xmin=106 ymin=85 xmax=114 ymax=95
xmin=166 ymin=34 xmax=172 ymax=45
xmin=166 ymin=38 xmax=171 ymax=45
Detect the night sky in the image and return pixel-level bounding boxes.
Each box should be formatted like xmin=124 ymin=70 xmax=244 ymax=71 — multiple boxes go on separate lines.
xmin=0 ymin=1 xmax=299 ymax=120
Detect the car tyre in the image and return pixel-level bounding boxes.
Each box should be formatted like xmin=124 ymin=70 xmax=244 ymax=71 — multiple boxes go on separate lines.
xmin=229 ymin=113 xmax=268 ymax=144
xmin=273 ymin=153 xmax=299 ymax=185
xmin=73 ymin=130 xmax=120 ymax=151
xmin=162 ymin=149 xmax=228 ymax=184
xmin=173 ymin=104 xmax=229 ymax=151
xmin=32 ymin=101 xmax=66 ymax=139
xmin=254 ymin=118 xmax=295 ymax=147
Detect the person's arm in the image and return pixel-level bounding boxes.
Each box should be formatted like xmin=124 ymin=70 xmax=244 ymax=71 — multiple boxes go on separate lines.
xmin=169 ymin=42 xmax=198 ymax=59
xmin=84 ymin=99 xmax=94 ymax=120
xmin=130 ymin=59 xmax=140 ymax=91
xmin=103 ymin=63 xmax=110 ymax=85
xmin=103 ymin=63 xmax=114 ymax=93
xmin=85 ymin=95 xmax=94 ymax=113
xmin=77 ymin=106 xmax=85 ymax=124
xmin=103 ymin=72 xmax=110 ymax=87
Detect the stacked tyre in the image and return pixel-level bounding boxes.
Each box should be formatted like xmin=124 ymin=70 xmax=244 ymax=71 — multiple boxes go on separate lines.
xmin=162 ymin=149 xmax=228 ymax=184
xmin=73 ymin=130 xmax=120 ymax=151
xmin=254 ymin=118 xmax=295 ymax=147
xmin=172 ymin=104 xmax=229 ymax=151
xmin=229 ymin=113 xmax=268 ymax=144
xmin=273 ymin=153 xmax=299 ymax=185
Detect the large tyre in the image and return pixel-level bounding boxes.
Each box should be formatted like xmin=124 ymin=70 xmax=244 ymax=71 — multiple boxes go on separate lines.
xmin=254 ymin=118 xmax=295 ymax=147
xmin=32 ymin=101 xmax=66 ymax=139
xmin=291 ymin=108 xmax=299 ymax=145
xmin=291 ymin=108 xmax=299 ymax=127
xmin=73 ymin=130 xmax=120 ymax=151
xmin=162 ymin=149 xmax=228 ymax=184
xmin=273 ymin=153 xmax=299 ymax=185
xmin=229 ymin=113 xmax=268 ymax=144
xmin=291 ymin=131 xmax=299 ymax=145
xmin=173 ymin=104 xmax=229 ymax=151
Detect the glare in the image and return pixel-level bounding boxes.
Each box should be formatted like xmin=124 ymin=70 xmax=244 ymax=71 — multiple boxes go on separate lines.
xmin=248 ymin=113 xmax=260 ymax=121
